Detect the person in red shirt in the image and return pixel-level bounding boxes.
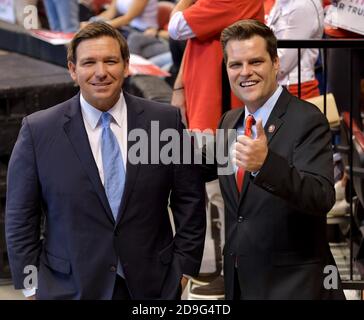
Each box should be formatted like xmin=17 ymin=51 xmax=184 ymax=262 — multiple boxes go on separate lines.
xmin=264 ymin=0 xmax=276 ymax=21
xmin=169 ymin=0 xmax=264 ymax=132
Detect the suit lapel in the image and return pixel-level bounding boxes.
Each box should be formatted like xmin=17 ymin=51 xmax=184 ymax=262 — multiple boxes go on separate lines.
xmin=223 ymin=108 xmax=252 ymax=207
xmin=220 ymin=108 xmax=245 ymax=205
xmin=116 ymin=92 xmax=147 ymax=225
xmin=63 ymin=94 xmax=115 ymax=224
xmin=264 ymin=88 xmax=292 ymax=144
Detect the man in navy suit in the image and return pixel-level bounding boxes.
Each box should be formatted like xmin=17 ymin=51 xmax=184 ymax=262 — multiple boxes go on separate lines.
xmin=5 ymin=22 xmax=206 ymax=299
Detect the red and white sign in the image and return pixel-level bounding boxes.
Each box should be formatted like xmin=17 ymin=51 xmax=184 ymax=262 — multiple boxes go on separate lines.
xmin=325 ymin=0 xmax=364 ymax=35
xmin=29 ymin=29 xmax=75 ymax=45
xmin=0 ymin=0 xmax=15 ymax=24
xmin=129 ymin=54 xmax=170 ymax=77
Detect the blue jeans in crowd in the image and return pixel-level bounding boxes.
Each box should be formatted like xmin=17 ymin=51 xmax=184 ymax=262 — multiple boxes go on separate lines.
xmin=43 ymin=0 xmax=79 ymax=32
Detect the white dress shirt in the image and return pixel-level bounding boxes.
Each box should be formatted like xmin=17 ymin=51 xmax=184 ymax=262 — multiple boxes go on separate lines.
xmin=22 ymin=92 xmax=128 ymax=298
xmin=267 ymin=0 xmax=324 ymax=85
xmin=80 ymin=93 xmax=128 ymax=180
xmin=232 ymin=86 xmax=283 ymax=177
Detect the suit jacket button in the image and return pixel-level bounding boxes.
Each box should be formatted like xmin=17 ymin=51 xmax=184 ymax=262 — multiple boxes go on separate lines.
xmin=110 ymin=265 xmax=117 ymax=272
xmin=238 ymin=216 xmax=243 ymax=223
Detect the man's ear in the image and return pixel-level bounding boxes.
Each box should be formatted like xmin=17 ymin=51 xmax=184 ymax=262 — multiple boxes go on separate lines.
xmin=123 ymin=60 xmax=130 ymax=78
xmin=273 ymin=56 xmax=279 ymax=71
xmin=68 ymin=61 xmax=77 ymax=82
xmin=273 ymin=56 xmax=280 ymax=77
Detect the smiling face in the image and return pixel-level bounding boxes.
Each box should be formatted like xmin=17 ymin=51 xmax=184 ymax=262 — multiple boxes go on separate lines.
xmin=68 ymin=36 xmax=129 ymax=111
xmin=225 ymin=35 xmax=279 ymax=113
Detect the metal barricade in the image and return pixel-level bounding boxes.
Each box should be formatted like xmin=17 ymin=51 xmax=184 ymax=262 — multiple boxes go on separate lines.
xmin=278 ymin=39 xmax=364 ymax=294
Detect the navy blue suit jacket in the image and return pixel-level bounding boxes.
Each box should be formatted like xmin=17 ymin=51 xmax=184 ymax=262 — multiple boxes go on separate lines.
xmin=218 ymin=88 xmax=345 ymax=299
xmin=5 ymin=92 xmax=206 ymax=299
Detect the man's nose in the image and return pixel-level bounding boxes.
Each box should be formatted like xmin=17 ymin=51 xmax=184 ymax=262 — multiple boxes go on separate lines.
xmin=240 ymin=64 xmax=253 ymax=77
xmin=95 ymin=62 xmax=107 ymax=78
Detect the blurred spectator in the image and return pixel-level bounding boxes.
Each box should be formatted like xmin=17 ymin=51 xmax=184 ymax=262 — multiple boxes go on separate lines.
xmin=324 ymin=0 xmax=364 ymax=127
xmin=81 ymin=0 xmax=112 ymax=15
xmin=267 ymin=0 xmax=324 ymax=99
xmin=43 ymin=0 xmax=79 ymax=32
xmin=84 ymin=0 xmax=158 ymax=38
xmin=128 ymin=28 xmax=172 ymax=69
xmin=127 ymin=1 xmax=175 ymax=70
xmin=168 ymin=0 xmax=264 ymax=130
xmin=168 ymin=37 xmax=186 ymax=84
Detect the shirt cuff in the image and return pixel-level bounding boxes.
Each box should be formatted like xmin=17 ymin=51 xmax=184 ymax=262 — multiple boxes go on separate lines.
xmin=22 ymin=287 xmax=36 ymax=298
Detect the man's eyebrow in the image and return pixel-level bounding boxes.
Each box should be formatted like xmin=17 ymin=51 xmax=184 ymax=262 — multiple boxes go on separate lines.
xmin=79 ymin=56 xmax=120 ymax=62
xmin=227 ymin=59 xmax=242 ymax=65
xmin=79 ymin=57 xmax=95 ymax=63
xmin=103 ymin=55 xmax=120 ymax=60
xmin=249 ymin=56 xmax=265 ymax=62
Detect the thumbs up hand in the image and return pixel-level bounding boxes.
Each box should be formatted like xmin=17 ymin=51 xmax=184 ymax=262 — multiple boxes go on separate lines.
xmin=233 ymin=118 xmax=268 ymax=172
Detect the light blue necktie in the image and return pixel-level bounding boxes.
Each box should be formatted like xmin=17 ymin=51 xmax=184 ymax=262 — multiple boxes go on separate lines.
xmin=101 ymin=112 xmax=125 ymax=278
xmin=101 ymin=112 xmax=125 ymax=221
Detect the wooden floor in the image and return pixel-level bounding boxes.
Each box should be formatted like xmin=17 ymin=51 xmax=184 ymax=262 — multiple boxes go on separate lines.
xmin=0 ymin=284 xmax=24 ymax=300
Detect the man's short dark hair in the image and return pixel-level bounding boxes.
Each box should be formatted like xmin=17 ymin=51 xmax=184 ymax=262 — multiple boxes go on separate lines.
xmin=67 ymin=21 xmax=130 ymax=64
xmin=220 ymin=19 xmax=278 ymax=63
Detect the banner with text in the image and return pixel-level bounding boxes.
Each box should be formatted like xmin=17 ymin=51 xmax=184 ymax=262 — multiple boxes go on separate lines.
xmin=325 ymin=0 xmax=364 ymax=35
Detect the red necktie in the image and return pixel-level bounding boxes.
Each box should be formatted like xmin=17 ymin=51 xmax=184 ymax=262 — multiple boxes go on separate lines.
xmin=236 ymin=115 xmax=255 ymax=193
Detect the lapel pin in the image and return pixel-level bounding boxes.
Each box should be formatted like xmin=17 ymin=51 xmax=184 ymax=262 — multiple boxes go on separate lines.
xmin=268 ymin=125 xmax=275 ymax=133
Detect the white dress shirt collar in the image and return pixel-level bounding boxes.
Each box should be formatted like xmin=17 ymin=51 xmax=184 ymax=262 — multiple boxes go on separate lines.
xmin=80 ymin=92 xmax=126 ymax=130
xmin=79 ymin=92 xmax=128 ymax=175
xmin=244 ymin=85 xmax=283 ymax=129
